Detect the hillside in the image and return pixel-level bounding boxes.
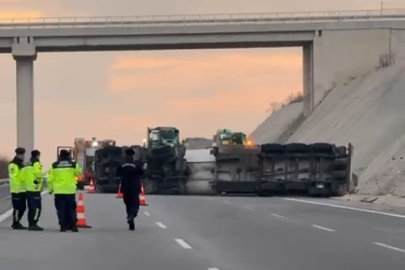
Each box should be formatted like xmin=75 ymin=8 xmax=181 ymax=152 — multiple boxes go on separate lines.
xmin=250 ymin=102 xmax=303 ymax=144
xmin=251 ymin=59 xmax=405 ymax=196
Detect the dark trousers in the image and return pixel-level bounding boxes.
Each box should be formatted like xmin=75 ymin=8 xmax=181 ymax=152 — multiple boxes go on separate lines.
xmin=11 ymin=192 xmax=26 ymax=224
xmin=123 ymin=193 xmax=140 ymax=219
xmin=54 ymin=194 xmax=77 ymax=227
xmin=27 ymin=191 xmax=42 ymax=226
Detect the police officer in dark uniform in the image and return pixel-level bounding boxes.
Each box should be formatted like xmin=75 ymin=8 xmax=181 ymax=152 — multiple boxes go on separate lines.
xmin=116 ymin=148 xmax=144 ymax=231
xmin=48 ymin=149 xmax=82 ymax=232
xmin=8 ymin=147 xmax=27 ymax=229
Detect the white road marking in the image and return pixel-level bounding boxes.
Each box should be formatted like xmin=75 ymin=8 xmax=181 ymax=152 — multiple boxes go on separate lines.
xmin=271 ymin=213 xmax=286 ymax=219
xmin=373 ymin=242 xmax=405 ymax=254
xmin=144 ymin=211 xmax=151 ymax=216
xmin=0 ymin=190 xmax=47 ymax=223
xmin=243 ymin=206 xmax=254 ymax=211
xmin=224 ymin=201 xmax=231 ymax=204
xmin=175 ymin=239 xmax=193 ymax=249
xmin=155 ymin=222 xmax=167 ymax=229
xmin=208 ymin=268 xmax=220 ymax=270
xmin=312 ymin=224 xmax=336 ymax=232
xmin=284 ymin=198 xmax=405 ymax=219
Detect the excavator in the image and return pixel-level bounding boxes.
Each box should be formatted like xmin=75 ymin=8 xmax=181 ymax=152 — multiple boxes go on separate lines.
xmin=141 ymin=127 xmax=189 ymax=195
xmin=210 ymin=129 xmax=260 ymax=194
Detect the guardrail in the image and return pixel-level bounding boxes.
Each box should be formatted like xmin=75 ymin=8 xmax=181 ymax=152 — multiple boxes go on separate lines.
xmin=0 ymin=178 xmax=8 ymax=185
xmin=0 ymin=9 xmax=405 ymax=29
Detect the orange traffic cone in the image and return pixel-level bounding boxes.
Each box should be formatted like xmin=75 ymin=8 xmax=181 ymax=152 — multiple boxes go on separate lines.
xmin=76 ymin=192 xmax=92 ymax=229
xmin=116 ymin=183 xmax=123 ymax=198
xmin=139 ymin=183 xmax=148 ymax=206
xmin=87 ymin=179 xmax=95 ymax=194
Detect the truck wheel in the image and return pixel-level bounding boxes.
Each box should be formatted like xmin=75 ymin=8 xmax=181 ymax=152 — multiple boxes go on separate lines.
xmin=261 ymin=143 xmax=284 ymax=154
xmin=309 ymin=143 xmax=335 ymax=154
xmin=285 ymin=143 xmax=309 ymax=153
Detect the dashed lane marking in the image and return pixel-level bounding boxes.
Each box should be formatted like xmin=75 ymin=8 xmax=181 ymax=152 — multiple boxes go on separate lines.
xmin=175 ymin=239 xmax=193 ymax=249
xmin=312 ymin=224 xmax=336 ymax=232
xmin=243 ymin=206 xmax=254 ymax=211
xmin=155 ymin=222 xmax=167 ymax=229
xmin=373 ymin=242 xmax=405 ymax=254
xmin=224 ymin=201 xmax=231 ymax=204
xmin=271 ymin=213 xmax=286 ymax=219
xmin=144 ymin=211 xmax=151 ymax=216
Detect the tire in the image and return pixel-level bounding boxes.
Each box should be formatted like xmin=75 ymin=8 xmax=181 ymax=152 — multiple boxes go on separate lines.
xmin=309 ymin=143 xmax=335 ymax=154
xmin=285 ymin=143 xmax=309 ymax=153
xmin=331 ymin=183 xmax=347 ymax=197
xmin=332 ymin=171 xmax=347 ymax=180
xmin=337 ymin=146 xmax=347 ymax=156
xmin=334 ymin=158 xmax=348 ymax=170
xmin=261 ymin=143 xmax=284 ymax=154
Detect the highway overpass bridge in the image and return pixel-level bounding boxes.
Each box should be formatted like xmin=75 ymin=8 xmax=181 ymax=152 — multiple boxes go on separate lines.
xmin=2 ymin=9 xmax=405 ymax=153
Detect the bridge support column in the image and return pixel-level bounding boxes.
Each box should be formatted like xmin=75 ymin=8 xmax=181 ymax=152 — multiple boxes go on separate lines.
xmin=303 ymin=43 xmax=314 ymax=117
xmin=12 ymin=37 xmax=37 ymax=158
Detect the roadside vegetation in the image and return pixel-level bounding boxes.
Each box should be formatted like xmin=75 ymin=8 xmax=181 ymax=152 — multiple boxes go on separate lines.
xmin=266 ymin=91 xmax=304 ymax=115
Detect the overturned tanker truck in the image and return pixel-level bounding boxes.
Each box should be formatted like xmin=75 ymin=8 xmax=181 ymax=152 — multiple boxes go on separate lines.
xmin=198 ymin=128 xmax=353 ymax=197
xmin=141 ymin=126 xmax=189 ymax=195
xmin=209 ymin=129 xmax=261 ymax=194
xmin=257 ymin=142 xmax=353 ymax=197
xmin=93 ymin=145 xmax=124 ymax=193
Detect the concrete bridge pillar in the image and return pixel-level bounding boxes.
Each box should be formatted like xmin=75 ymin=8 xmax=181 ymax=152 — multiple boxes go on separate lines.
xmin=12 ymin=37 xmax=37 ymax=159
xmin=303 ymin=42 xmax=314 ymax=117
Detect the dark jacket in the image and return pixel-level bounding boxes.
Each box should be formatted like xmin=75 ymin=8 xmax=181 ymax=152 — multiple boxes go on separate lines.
xmin=116 ymin=157 xmax=144 ymax=195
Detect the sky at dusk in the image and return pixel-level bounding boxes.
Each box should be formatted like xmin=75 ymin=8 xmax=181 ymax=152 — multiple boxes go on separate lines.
xmin=0 ymin=0 xmax=400 ymax=165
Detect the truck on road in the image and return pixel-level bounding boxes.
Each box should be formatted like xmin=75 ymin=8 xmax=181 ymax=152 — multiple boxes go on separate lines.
xmin=142 ymin=127 xmax=189 ymax=195
xmin=210 ymin=129 xmax=260 ymax=194
xmin=56 ymin=138 xmax=116 ymax=190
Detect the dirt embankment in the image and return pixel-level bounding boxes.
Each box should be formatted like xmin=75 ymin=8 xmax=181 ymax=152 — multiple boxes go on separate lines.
xmin=250 ymin=58 xmax=405 ymax=197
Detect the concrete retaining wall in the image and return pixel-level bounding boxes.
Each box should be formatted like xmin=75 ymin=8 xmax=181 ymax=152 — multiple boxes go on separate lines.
xmin=251 ymin=28 xmax=405 ymax=195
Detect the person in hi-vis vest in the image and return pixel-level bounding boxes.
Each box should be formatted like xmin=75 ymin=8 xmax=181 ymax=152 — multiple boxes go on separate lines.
xmin=22 ymin=150 xmax=44 ymax=231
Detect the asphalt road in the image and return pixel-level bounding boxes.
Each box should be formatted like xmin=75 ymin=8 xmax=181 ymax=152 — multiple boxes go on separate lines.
xmin=1 ymin=194 xmax=405 ymax=270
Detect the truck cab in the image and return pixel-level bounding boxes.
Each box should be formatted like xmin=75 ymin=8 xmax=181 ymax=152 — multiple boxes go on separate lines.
xmin=147 ymin=127 xmax=181 ymax=148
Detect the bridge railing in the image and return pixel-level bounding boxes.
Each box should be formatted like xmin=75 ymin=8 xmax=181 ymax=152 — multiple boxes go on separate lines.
xmin=1 ymin=9 xmax=405 ymax=29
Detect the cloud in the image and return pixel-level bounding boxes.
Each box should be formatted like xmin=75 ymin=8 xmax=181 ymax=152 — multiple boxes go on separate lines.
xmin=106 ymin=48 xmax=302 ymax=139
xmin=108 ymin=49 xmax=301 ymax=97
